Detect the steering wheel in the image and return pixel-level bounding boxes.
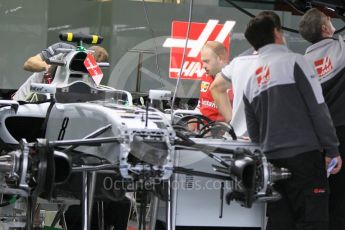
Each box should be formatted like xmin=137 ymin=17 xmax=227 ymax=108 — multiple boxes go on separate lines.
xmin=198 ymin=121 xmax=237 ymax=140
xmin=174 ymin=114 xmax=237 ymax=139
xmin=175 ymin=114 xmax=213 ymax=127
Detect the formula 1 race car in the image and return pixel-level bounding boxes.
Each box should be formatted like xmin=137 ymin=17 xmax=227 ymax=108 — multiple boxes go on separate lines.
xmin=0 ymin=33 xmax=290 ymax=230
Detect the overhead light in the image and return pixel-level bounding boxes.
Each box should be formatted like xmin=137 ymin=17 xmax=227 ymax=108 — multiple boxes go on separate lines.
xmin=311 ymin=1 xmax=345 ymax=15
xmin=326 ymin=6 xmax=336 ymax=11
xmin=130 ymin=0 xmax=166 ymax=2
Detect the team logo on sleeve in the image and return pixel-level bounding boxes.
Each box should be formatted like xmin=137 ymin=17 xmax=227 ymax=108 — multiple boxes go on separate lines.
xmin=314 ymin=56 xmax=333 ymax=78
xmin=256 ymin=65 xmax=270 ymax=87
xmin=200 ymin=81 xmax=210 ymax=92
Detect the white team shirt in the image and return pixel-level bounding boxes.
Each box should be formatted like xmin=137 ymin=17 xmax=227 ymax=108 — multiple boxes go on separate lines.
xmin=221 ymin=54 xmax=258 ymax=137
xmin=12 ymin=72 xmax=44 ymax=101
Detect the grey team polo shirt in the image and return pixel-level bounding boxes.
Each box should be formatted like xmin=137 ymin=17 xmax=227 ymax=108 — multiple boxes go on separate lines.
xmin=304 ymin=36 xmax=345 ymax=127
xmin=243 ymin=44 xmax=339 ymax=159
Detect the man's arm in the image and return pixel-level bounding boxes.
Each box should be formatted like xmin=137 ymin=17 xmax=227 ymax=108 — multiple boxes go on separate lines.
xmin=295 ymin=57 xmax=342 ymax=173
xmin=24 ymin=42 xmax=75 ymax=72
xmin=210 ymin=73 xmax=232 ymax=123
xmin=23 ymin=54 xmax=49 ymax=72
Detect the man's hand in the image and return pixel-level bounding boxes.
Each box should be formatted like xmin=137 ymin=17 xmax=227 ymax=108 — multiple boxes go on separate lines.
xmin=325 ymin=155 xmax=342 ymax=175
xmin=40 ymin=42 xmax=75 ymax=62
xmin=23 ymin=54 xmax=49 ymax=72
xmin=187 ymin=118 xmax=198 ymax=132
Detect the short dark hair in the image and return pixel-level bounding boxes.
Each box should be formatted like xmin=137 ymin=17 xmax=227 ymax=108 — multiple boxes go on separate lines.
xmin=299 ymin=8 xmax=326 ymax=43
xmin=244 ymin=11 xmax=282 ymax=50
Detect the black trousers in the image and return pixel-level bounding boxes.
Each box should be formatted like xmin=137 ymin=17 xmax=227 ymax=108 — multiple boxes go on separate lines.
xmin=266 ymin=150 xmax=329 ymax=230
xmin=329 ymin=125 xmax=345 ymax=230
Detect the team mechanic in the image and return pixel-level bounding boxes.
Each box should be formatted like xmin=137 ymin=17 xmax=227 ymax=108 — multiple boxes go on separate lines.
xmin=197 ymin=41 xmax=233 ymax=121
xmin=242 ymin=11 xmax=341 ymax=230
xmin=299 ymin=8 xmax=345 ymax=230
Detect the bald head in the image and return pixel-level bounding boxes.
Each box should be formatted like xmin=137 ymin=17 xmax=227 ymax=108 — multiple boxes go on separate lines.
xmin=201 ymin=41 xmax=228 ymax=77
xmin=203 ymin=41 xmax=228 ymax=61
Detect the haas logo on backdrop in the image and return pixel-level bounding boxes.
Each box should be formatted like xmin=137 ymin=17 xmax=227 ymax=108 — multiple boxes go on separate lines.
xmin=314 ymin=56 xmax=333 ymax=78
xmin=163 ymin=20 xmax=235 ymax=80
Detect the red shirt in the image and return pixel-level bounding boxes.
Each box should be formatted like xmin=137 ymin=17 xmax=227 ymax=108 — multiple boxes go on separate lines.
xmin=198 ymin=75 xmax=233 ymax=121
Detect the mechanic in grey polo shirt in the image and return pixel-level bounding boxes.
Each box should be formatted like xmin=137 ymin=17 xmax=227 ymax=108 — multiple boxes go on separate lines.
xmin=242 ymin=11 xmax=341 ymax=230
xmin=299 ymin=8 xmax=345 ymax=230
